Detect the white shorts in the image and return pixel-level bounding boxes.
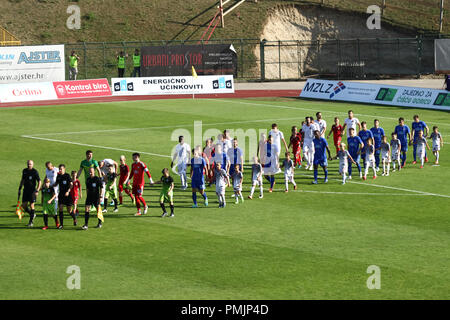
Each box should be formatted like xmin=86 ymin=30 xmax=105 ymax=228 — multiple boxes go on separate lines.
xmin=233 ymin=186 xmax=242 ymax=192
xmin=433 ymin=144 xmax=440 ymax=152
xmin=216 ymin=185 xmax=225 ymax=195
xmin=417 ymin=146 xmax=426 ymax=159
xmin=391 ymin=152 xmax=400 ymax=161
xmin=303 ymin=141 xmax=314 ymax=153
xmin=177 ymin=162 xmax=187 ymax=174
xmin=381 ymin=151 xmax=390 ymax=161
xmin=365 ymin=156 xmax=376 ymax=167
xmin=252 ymin=178 xmax=262 ymax=186
xmin=339 ymin=161 xmax=348 ymax=174
xmin=284 ymin=174 xmax=294 ymax=182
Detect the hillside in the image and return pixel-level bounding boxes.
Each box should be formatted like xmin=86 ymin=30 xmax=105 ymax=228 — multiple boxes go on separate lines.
xmin=0 ymin=0 xmax=449 ymax=45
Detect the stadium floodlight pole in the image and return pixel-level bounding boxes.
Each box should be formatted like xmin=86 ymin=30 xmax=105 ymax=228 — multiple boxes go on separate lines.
xmin=220 ymin=0 xmax=224 ymax=28
xmin=440 ymin=0 xmax=445 ymax=34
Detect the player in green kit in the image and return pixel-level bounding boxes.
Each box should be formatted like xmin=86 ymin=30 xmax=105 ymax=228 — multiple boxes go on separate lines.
xmin=77 ymin=150 xmax=102 ymax=184
xmin=155 ymin=168 xmax=175 ymax=218
xmin=103 ymin=165 xmax=119 ymax=213
xmin=41 ymin=178 xmax=58 ymax=230
xmin=77 ymin=150 xmax=102 ymax=211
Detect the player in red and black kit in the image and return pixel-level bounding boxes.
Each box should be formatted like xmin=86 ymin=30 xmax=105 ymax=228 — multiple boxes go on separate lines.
xmin=118 ymin=155 xmax=135 ymax=205
xmin=126 ymin=153 xmax=154 ymax=216
xmin=288 ymin=126 xmax=302 ymax=168
xmin=70 ymin=170 xmax=82 ymax=222
xmin=327 ymin=117 xmax=344 ymax=158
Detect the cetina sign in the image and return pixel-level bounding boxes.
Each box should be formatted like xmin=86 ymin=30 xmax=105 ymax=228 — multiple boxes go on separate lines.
xmin=300 ymin=79 xmax=450 ymax=111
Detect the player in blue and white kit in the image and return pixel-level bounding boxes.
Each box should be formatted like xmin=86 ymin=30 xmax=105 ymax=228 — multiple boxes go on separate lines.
xmin=171 ymin=135 xmax=191 ymax=190
xmin=214 ymin=162 xmax=230 ymax=208
xmin=190 ymin=151 xmax=208 ymax=208
xmin=411 ymin=115 xmax=429 ymax=164
xmin=394 ymin=117 xmax=411 ymax=168
xmin=347 ymin=128 xmax=364 ymax=179
xmin=414 ymin=130 xmax=430 ymax=168
xmin=390 ymin=132 xmax=402 ymax=171
xmin=262 ymin=135 xmax=280 ymax=192
xmin=430 ymin=126 xmax=444 ymax=165
xmin=358 ymin=121 xmax=374 ymax=169
xmin=312 ymin=130 xmax=332 ymax=184
xmin=227 ymin=138 xmax=244 ymax=198
xmin=370 ymin=119 xmax=385 ymax=171
xmin=281 ymin=152 xmax=297 ymax=192
xmin=213 ymin=144 xmax=230 ymax=176
xmin=248 ymin=156 xmax=263 ymax=199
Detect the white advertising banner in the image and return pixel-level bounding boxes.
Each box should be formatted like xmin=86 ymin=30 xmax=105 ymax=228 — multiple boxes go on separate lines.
xmin=0 ymin=45 xmax=65 ymax=84
xmin=0 ymin=81 xmax=57 ymax=103
xmin=300 ymin=79 xmax=450 ymax=111
xmin=111 ymin=75 xmax=235 ymax=96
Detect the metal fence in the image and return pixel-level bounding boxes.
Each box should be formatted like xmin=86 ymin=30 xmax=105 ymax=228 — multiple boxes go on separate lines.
xmin=64 ymin=36 xmax=436 ymax=81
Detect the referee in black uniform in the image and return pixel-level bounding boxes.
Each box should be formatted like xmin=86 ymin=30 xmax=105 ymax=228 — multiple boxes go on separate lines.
xmin=18 ymin=160 xmax=42 ymax=228
xmin=53 ymin=164 xmax=75 ymax=229
xmin=83 ymin=167 xmax=104 ymax=230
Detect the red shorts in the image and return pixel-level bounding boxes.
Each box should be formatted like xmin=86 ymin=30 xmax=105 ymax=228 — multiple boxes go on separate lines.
xmin=132 ymin=184 xmax=144 ymax=196
xmin=71 ymin=193 xmax=79 ymax=205
xmin=334 ymin=137 xmax=342 ymax=150
xmin=118 ymin=178 xmax=130 ymax=192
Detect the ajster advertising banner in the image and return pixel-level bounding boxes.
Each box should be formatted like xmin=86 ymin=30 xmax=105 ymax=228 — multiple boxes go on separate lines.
xmin=0 ymin=45 xmax=65 ymax=84
xmin=53 ymin=79 xmax=111 ymax=99
xmin=141 ymin=44 xmax=237 ymax=77
xmin=300 ymin=79 xmax=450 ymax=111
xmin=111 ymin=75 xmax=234 ymax=96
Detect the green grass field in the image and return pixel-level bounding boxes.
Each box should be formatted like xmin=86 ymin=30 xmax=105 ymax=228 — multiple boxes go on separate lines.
xmin=0 ymin=97 xmax=449 ymax=300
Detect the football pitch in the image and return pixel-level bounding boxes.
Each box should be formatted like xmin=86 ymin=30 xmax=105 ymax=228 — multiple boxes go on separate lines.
xmin=0 ymin=97 xmax=449 ymax=300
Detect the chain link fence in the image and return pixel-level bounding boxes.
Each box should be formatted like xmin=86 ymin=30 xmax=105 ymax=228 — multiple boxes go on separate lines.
xmin=64 ymin=36 xmax=436 ymax=81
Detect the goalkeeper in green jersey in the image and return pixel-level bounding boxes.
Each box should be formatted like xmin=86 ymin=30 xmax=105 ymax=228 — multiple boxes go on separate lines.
xmin=155 ymin=168 xmax=175 ymax=218
xmin=103 ymin=165 xmax=119 ymax=213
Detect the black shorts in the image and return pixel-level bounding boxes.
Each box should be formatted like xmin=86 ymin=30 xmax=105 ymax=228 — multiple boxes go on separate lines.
xmin=58 ymin=194 xmax=73 ymax=207
xmin=85 ymin=194 xmax=100 ymax=207
xmin=22 ymin=189 xmax=36 ymax=203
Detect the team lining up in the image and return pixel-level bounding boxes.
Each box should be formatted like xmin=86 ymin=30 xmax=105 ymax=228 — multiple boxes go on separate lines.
xmin=17 ymin=110 xmax=444 ymax=230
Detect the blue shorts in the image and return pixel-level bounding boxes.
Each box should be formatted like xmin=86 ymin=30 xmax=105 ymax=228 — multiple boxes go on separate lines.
xmin=400 ymin=141 xmax=408 ymax=152
xmin=349 ymin=154 xmax=360 ymax=164
xmin=191 ymin=178 xmax=205 ymax=190
xmin=313 ymin=158 xmax=328 ymax=167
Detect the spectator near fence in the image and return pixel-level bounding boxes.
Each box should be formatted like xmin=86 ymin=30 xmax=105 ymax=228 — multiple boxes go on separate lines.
xmin=444 ymin=75 xmax=450 ymax=91
xmin=117 ymin=51 xmax=128 ymax=78
xmin=68 ymin=50 xmax=79 ymax=80
xmin=132 ymin=49 xmax=141 ymax=77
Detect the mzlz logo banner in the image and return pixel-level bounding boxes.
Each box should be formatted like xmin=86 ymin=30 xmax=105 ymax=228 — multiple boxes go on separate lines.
xmin=111 ymin=75 xmax=234 ymax=96
xmin=300 ymin=79 xmax=450 ymax=111
xmin=0 ymin=45 xmax=65 ymax=84
xmin=141 ymin=44 xmax=237 ymax=77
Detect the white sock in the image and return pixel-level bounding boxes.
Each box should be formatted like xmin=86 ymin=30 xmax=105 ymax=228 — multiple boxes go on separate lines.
xmin=387 ymin=163 xmax=390 ymax=175
xmin=436 ymin=152 xmax=440 ymax=162
xmin=259 ymin=184 xmax=263 ymax=196
xmin=250 ymin=185 xmax=255 ymax=197
xmin=285 ymin=179 xmax=289 ymax=190
xmin=421 ymin=157 xmax=425 ymax=166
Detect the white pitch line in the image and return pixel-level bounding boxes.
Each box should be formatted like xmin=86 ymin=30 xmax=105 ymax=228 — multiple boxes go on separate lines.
xmin=21 ymin=135 xmax=171 ymax=159
xmin=272 ymin=189 xmax=435 ymax=196
xmin=295 ymin=172 xmax=450 ymax=199
xmin=211 ymin=99 xmax=450 ymax=127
